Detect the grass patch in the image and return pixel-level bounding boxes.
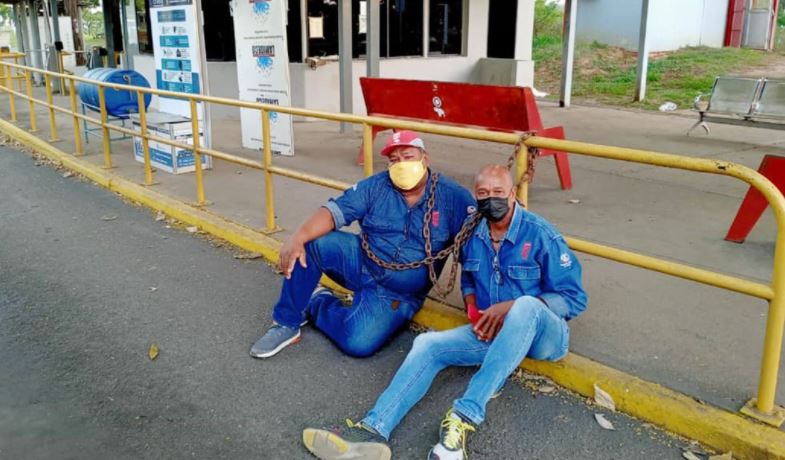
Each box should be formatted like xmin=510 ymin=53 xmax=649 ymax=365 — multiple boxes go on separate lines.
xmin=534 ymin=40 xmax=778 ymax=110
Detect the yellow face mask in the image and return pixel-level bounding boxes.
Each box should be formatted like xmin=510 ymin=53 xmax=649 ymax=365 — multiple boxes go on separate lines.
xmin=389 ymin=159 xmax=426 ymax=190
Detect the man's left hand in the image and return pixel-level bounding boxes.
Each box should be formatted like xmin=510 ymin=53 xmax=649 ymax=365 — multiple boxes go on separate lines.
xmin=473 ymin=301 xmax=514 ymax=342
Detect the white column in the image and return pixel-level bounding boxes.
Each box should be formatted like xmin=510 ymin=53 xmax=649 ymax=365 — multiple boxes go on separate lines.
xmin=634 ymin=0 xmax=651 ymax=102
xmin=514 ymin=0 xmax=534 ymax=60
xmin=366 ymin=0 xmax=379 ymax=76
xmin=338 ymin=0 xmax=353 ymax=132
xmin=559 ymin=0 xmax=577 ymax=107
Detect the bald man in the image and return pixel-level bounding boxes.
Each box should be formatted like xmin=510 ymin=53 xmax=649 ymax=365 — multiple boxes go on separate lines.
xmin=302 ymin=165 xmax=587 ymax=460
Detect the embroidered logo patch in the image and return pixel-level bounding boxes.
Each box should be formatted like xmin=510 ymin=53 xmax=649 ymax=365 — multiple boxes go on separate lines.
xmin=521 ymin=242 xmax=532 ymax=260
xmin=432 ymin=210 xmax=440 ymax=227
xmin=559 ymin=252 xmax=572 ymax=268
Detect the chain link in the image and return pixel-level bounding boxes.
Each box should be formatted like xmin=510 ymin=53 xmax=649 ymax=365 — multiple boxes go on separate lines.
xmin=361 ymin=132 xmax=538 ymax=299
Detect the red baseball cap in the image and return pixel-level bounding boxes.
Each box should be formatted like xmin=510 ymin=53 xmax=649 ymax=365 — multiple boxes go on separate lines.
xmin=380 ymin=130 xmax=426 ymax=157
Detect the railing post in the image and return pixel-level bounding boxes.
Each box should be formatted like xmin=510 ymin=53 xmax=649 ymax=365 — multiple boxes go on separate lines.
xmin=25 ymin=69 xmax=37 ymax=133
xmin=745 ymin=227 xmax=785 ymax=425
xmin=262 ymin=109 xmax=276 ymax=231
xmin=189 ymin=98 xmax=206 ymax=205
xmin=14 ymin=56 xmax=23 ymax=92
xmin=68 ymin=79 xmax=83 ymax=155
xmin=515 ymin=142 xmax=529 ymax=208
xmin=98 ymin=86 xmax=112 ymax=168
xmin=6 ymin=63 xmax=16 ymax=122
xmin=44 ymin=73 xmax=59 ymax=141
xmin=362 ymin=123 xmax=374 ymax=177
xmin=137 ymin=90 xmax=153 ymax=185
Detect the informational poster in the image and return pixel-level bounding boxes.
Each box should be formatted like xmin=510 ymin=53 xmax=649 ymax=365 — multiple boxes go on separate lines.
xmin=232 ymin=0 xmax=294 ymax=155
xmin=149 ymin=0 xmax=203 ymax=119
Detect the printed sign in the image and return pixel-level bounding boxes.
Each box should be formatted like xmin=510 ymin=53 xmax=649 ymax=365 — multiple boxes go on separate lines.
xmin=149 ymin=0 xmax=204 ymax=118
xmin=232 ymin=0 xmax=294 ymax=155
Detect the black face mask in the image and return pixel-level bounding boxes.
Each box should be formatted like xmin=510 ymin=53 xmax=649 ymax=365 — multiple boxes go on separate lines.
xmin=477 ymin=197 xmax=510 ymax=222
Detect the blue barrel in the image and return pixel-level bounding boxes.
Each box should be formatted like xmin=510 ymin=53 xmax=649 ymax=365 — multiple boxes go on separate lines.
xmin=77 ymin=68 xmax=152 ymax=118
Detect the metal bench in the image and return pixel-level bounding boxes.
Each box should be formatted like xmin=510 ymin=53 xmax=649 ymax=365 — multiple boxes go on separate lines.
xmin=688 ymin=76 xmax=785 ymax=135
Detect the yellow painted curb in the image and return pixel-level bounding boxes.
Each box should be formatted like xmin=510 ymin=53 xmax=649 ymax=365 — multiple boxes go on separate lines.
xmin=2 ymin=118 xmax=784 ymax=459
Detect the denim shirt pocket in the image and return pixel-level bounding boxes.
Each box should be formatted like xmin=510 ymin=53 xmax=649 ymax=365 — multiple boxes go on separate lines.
xmin=507 ymin=265 xmax=541 ymax=295
xmin=462 ymin=259 xmax=481 ymax=272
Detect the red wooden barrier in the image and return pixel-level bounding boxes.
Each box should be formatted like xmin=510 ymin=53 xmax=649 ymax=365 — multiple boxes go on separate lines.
xmin=358 ymin=77 xmax=573 ymax=190
xmin=725 ymin=154 xmax=785 ymax=243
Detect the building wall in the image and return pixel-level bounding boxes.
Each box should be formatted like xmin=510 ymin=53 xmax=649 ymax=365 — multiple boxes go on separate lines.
xmin=576 ymin=0 xmax=729 ymax=52
xmin=575 ymin=0 xmax=643 ymax=50
xmin=132 ymin=0 xmax=506 ymax=120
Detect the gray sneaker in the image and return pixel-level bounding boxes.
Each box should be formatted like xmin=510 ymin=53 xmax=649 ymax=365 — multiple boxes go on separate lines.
xmin=249 ymin=324 xmax=301 ymax=358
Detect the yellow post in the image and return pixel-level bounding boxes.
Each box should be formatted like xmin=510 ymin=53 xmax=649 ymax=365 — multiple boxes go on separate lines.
xmin=515 ymin=143 xmax=529 ymax=208
xmin=748 ymin=227 xmax=785 ymax=424
xmin=25 ymin=69 xmax=37 ymax=132
xmin=189 ymin=98 xmax=206 ymax=205
xmin=6 ymin=63 xmax=16 ymax=122
xmin=362 ymin=123 xmax=374 ymax=177
xmin=44 ymin=73 xmax=59 ymax=141
xmin=137 ymin=91 xmax=154 ymax=185
xmin=15 ymin=56 xmax=23 ymax=92
xmin=98 ymin=86 xmax=112 ymax=168
xmin=262 ymin=109 xmax=276 ymax=231
xmin=68 ymin=78 xmax=83 ymax=155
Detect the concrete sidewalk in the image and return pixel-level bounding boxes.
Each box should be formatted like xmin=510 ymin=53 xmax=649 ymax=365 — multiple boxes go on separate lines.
xmin=1 ymin=87 xmax=782 ymax=425
xmin=0 ymin=146 xmax=702 ymax=459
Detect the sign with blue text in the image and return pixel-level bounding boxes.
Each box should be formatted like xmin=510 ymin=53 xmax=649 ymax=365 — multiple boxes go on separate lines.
xmin=232 ymin=0 xmax=294 ymax=155
xmin=149 ymin=0 xmax=204 ymax=119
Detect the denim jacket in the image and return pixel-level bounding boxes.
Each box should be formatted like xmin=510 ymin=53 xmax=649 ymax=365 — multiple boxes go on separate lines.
xmin=324 ymin=170 xmax=476 ymax=299
xmin=460 ymin=203 xmax=587 ymax=320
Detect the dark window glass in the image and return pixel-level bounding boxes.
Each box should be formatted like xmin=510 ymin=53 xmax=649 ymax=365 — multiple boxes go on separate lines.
xmin=202 ymin=0 xmax=235 ymax=61
xmin=429 ymin=0 xmax=461 ymax=55
xmin=386 ymin=0 xmax=422 ymax=57
xmin=487 ymin=0 xmax=516 ymax=58
xmin=287 ymin=0 xmax=303 ymax=62
xmin=135 ymin=0 xmax=154 ymax=54
xmin=306 ymin=0 xmax=339 ymax=57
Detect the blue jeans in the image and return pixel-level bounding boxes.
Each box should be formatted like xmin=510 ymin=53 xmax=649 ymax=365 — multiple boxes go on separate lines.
xmin=361 ymin=296 xmax=569 ymax=438
xmin=272 ymin=231 xmax=419 ymax=357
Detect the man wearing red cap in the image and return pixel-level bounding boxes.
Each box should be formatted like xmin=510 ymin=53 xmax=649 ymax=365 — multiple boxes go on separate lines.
xmin=250 ymin=130 xmax=476 ymax=359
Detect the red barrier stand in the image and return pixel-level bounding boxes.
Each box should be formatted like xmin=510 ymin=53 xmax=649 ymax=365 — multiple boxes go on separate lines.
xmin=358 ymin=77 xmax=573 ymax=190
xmin=725 ymin=154 xmax=785 ymax=243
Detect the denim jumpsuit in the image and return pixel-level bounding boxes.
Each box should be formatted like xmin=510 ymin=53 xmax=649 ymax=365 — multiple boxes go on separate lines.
xmin=271 ymin=170 xmax=475 ymax=357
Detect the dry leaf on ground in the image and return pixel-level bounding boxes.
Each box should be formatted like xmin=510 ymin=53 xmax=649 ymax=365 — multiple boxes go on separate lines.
xmin=538 ymin=385 xmax=556 ymax=394
xmin=62 ymin=171 xmax=74 ymax=178
xmin=682 ymin=451 xmax=703 ymax=460
xmin=148 ymin=343 xmax=159 ymax=361
xmin=186 ymin=226 xmax=198 ymax=233
xmin=594 ymin=413 xmax=615 ymax=430
xmin=100 ymin=215 xmax=118 ymax=221
xmin=568 ymin=199 xmax=581 ymax=204
xmin=593 ymin=383 xmax=616 ymax=411
xmin=155 ymin=211 xmax=166 ymax=221
xmin=708 ymin=453 xmax=733 ymax=460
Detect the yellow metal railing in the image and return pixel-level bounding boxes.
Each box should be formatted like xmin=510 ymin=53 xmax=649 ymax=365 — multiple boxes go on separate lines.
xmin=1 ymin=58 xmax=784 ymax=426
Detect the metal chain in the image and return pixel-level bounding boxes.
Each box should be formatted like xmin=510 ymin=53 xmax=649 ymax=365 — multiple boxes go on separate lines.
xmin=361 ymin=132 xmax=538 ymax=299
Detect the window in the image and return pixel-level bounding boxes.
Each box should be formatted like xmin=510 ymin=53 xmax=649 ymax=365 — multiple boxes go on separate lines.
xmin=384 ymin=0 xmax=422 ymax=57
xmin=202 ymin=0 xmax=235 ymax=61
xmin=135 ymin=0 xmax=153 ymax=54
xmin=306 ymin=0 xmax=432 ymax=59
xmin=486 ymin=0 xmax=516 ymax=59
xmin=429 ymin=0 xmax=462 ymax=55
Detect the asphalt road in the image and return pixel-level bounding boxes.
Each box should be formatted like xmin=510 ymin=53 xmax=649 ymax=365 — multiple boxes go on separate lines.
xmin=0 ymin=145 xmax=699 ymax=459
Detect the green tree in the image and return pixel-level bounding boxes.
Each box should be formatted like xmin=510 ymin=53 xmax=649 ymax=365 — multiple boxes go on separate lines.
xmin=82 ymin=9 xmax=104 ymax=38
xmin=0 ymin=4 xmax=12 ymax=28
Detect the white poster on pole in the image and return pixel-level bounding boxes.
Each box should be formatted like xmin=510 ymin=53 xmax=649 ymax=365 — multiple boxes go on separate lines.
xmin=149 ymin=0 xmax=204 ymax=119
xmin=232 ymin=0 xmax=294 ymax=155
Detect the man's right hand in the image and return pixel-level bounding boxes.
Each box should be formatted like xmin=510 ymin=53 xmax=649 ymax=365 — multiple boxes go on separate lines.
xmin=278 ymin=235 xmax=308 ymax=279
